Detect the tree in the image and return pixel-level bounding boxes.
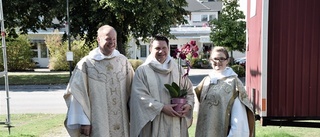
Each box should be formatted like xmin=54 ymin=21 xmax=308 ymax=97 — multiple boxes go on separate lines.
xmin=45 ymin=31 xmax=92 ymax=71
xmin=3 ymin=0 xmax=189 ymax=56
xmin=2 ymin=0 xmax=61 ymax=38
xmin=55 ymin=0 xmax=189 ymax=55
xmin=209 ymin=0 xmax=246 ymax=62
xmin=0 ymin=35 xmax=36 ymax=71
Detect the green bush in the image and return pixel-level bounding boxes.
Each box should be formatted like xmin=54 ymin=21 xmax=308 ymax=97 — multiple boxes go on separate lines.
xmin=128 ymin=59 xmax=143 ymax=71
xmin=231 ymin=64 xmax=245 ymax=77
xmin=45 ymin=33 xmax=92 ymax=71
xmin=46 ymin=32 xmax=141 ymax=71
xmin=0 ymin=35 xmax=36 ymax=71
xmin=192 ymin=58 xmax=210 ymax=69
xmin=192 ymin=58 xmax=202 ymax=68
xmin=45 ymin=32 xmax=67 ymax=70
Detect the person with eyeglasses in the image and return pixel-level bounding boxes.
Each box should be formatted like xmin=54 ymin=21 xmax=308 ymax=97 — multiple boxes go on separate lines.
xmin=194 ymin=46 xmax=255 ymax=137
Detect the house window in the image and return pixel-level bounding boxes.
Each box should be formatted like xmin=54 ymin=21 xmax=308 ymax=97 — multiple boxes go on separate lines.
xmin=201 ymin=15 xmax=208 ymax=22
xmin=203 ymin=43 xmax=214 ymax=59
xmin=170 ymin=44 xmax=178 ymax=57
xmin=40 ymin=43 xmax=48 ymax=58
xmin=192 ymin=15 xmax=201 ymax=23
xmin=140 ymin=45 xmax=147 ymax=57
xmin=209 ymin=14 xmax=217 ymax=21
xmin=31 ymin=43 xmax=38 ymax=58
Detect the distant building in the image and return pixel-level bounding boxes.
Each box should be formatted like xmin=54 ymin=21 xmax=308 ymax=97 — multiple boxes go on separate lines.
xmin=128 ymin=0 xmax=223 ymax=61
xmin=28 ymin=0 xmax=245 ymax=67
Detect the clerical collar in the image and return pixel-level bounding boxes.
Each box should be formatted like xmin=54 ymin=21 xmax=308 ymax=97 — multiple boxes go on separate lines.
xmin=142 ymin=55 xmax=172 ymax=69
xmin=88 ymin=48 xmax=120 ymax=60
xmin=209 ymin=67 xmax=238 ymax=84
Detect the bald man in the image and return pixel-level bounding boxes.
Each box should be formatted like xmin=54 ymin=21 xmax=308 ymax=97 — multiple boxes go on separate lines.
xmin=64 ymin=25 xmax=134 ymax=137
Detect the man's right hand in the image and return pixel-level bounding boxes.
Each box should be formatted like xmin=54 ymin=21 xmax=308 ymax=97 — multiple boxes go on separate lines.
xmin=161 ymin=104 xmax=181 ymax=117
xmin=81 ymin=125 xmax=91 ymax=136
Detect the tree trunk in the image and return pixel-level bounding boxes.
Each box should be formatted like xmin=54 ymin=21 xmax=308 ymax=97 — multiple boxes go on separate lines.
xmin=114 ymin=26 xmax=128 ymax=56
xmin=230 ymin=50 xmax=234 ymax=65
xmin=117 ymin=35 xmax=126 ymax=56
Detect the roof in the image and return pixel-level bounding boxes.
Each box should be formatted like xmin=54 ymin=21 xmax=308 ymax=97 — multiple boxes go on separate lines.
xmin=184 ymin=0 xmax=222 ymax=12
xmin=202 ymin=1 xmax=223 ymax=11
xmin=170 ymin=27 xmax=211 ymax=36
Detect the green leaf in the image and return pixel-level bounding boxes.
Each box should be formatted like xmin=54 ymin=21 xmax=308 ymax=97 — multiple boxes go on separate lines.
xmin=164 ymin=84 xmax=179 ymax=98
xmin=179 ymin=89 xmax=188 ymax=97
xmin=171 ymin=82 xmax=181 ymax=93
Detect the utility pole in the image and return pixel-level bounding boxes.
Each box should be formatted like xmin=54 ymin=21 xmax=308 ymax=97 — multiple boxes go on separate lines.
xmin=0 ymin=0 xmax=12 ymax=134
xmin=66 ymin=0 xmax=73 ymax=77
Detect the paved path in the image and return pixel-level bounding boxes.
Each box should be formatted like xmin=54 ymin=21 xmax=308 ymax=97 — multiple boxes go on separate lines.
xmin=0 ymin=69 xmax=223 ymax=136
xmin=0 ymin=69 xmax=212 ymax=115
xmin=0 ymin=68 xmax=248 ymax=115
xmin=0 ymin=86 xmax=67 ymax=114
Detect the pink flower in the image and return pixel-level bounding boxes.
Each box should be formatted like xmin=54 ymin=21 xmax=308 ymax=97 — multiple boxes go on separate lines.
xmin=192 ymin=46 xmax=199 ymax=52
xmin=174 ymin=40 xmax=199 ymax=80
xmin=173 ymin=40 xmax=199 ymax=61
xmin=190 ymin=40 xmax=196 ymax=46
xmin=179 ymin=53 xmax=187 ymax=60
xmin=192 ymin=52 xmax=199 ymax=58
xmin=166 ymin=41 xmax=198 ymax=98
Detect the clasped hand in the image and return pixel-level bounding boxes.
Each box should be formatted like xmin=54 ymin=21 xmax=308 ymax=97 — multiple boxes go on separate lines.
xmin=80 ymin=125 xmax=91 ymax=136
xmin=162 ymin=104 xmax=191 ymax=117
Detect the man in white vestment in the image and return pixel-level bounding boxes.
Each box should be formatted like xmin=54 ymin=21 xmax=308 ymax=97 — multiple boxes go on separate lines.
xmin=130 ymin=35 xmax=194 ymax=137
xmin=64 ymin=25 xmax=134 ymax=137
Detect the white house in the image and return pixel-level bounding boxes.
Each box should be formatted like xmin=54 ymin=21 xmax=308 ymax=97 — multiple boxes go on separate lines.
xmin=28 ymin=28 xmax=65 ymax=67
xmin=127 ymin=0 xmax=223 ymax=61
xmin=28 ymin=0 xmax=245 ymax=67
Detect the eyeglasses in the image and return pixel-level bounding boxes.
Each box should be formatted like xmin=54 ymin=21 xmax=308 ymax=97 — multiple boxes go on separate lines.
xmin=210 ymin=57 xmax=228 ymax=62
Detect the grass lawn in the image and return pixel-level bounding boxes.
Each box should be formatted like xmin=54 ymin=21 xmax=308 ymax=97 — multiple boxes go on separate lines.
xmin=188 ymin=121 xmax=320 ymax=137
xmin=188 ymin=113 xmax=320 ymax=137
xmin=1 ymin=113 xmax=320 ymax=137
xmin=1 ymin=72 xmax=319 ymax=136
xmin=0 ymin=71 xmax=70 ymax=85
xmin=0 ymin=114 xmax=66 ymax=137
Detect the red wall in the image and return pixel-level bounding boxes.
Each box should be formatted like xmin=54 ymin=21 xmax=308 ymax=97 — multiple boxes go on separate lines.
xmin=246 ymin=0 xmax=263 ymax=113
xmin=267 ymin=0 xmax=320 ymax=117
xmin=247 ymin=0 xmax=320 ymax=118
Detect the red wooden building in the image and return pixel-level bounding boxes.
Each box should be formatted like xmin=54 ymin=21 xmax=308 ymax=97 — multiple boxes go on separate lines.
xmin=246 ymin=0 xmax=320 ymax=127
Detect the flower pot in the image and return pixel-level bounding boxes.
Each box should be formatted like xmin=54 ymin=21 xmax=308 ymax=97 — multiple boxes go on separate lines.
xmin=171 ymin=98 xmax=187 ymax=112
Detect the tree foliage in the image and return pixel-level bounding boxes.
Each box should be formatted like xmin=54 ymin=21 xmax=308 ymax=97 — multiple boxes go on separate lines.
xmin=0 ymin=35 xmax=36 ymax=71
xmin=3 ymin=0 xmax=189 ymax=56
xmin=55 ymin=0 xmax=190 ymax=55
xmin=45 ymin=31 xmax=92 ymax=71
xmin=2 ymin=0 xmax=61 ymax=37
xmin=209 ymin=0 xmax=246 ymax=55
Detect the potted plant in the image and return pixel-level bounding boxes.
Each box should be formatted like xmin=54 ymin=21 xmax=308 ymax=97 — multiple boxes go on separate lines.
xmin=164 ymin=79 xmax=188 ymax=111
xmin=165 ymin=40 xmax=199 ymax=111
